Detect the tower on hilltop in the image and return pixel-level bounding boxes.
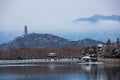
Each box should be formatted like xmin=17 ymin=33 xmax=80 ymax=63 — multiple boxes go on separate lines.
xmin=24 ymin=25 xmax=28 ymax=35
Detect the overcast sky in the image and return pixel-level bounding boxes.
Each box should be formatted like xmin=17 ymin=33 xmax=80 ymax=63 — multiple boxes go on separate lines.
xmin=0 ymin=0 xmax=120 ymax=43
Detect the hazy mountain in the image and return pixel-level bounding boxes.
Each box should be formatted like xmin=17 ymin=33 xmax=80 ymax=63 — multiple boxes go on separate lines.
xmin=73 ymin=15 xmax=120 ymax=23
xmin=0 ymin=33 xmax=104 ymax=50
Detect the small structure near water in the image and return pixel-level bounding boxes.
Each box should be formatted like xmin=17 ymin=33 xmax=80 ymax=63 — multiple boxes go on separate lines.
xmin=81 ymin=56 xmax=91 ymax=62
xmin=97 ymin=44 xmax=104 ymax=51
xmin=47 ymin=53 xmax=58 ymax=61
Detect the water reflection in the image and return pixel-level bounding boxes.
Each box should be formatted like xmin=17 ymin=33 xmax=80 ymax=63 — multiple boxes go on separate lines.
xmin=0 ymin=63 xmax=120 ymax=80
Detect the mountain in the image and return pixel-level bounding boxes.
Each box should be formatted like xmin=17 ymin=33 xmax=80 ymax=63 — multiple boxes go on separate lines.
xmin=0 ymin=33 xmax=104 ymax=50
xmin=73 ymin=15 xmax=120 ymax=23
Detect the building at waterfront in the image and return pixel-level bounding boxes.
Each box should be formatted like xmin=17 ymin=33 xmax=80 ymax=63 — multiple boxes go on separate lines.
xmin=47 ymin=53 xmax=58 ymax=60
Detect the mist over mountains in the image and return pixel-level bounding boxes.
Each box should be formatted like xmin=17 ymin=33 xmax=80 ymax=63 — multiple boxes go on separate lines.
xmin=0 ymin=33 xmax=104 ymax=50
xmin=73 ymin=15 xmax=120 ymax=23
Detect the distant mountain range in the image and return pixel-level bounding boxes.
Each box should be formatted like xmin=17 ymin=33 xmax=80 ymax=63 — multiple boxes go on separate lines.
xmin=73 ymin=15 xmax=120 ymax=23
xmin=0 ymin=33 xmax=104 ymax=50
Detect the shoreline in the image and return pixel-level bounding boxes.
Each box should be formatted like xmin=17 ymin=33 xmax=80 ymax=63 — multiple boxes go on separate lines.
xmin=0 ymin=59 xmax=77 ymax=65
xmin=98 ymin=59 xmax=120 ymax=66
xmin=0 ymin=59 xmax=120 ymax=66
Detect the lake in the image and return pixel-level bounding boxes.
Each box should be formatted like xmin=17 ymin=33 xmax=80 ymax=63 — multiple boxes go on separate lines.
xmin=0 ymin=62 xmax=120 ymax=80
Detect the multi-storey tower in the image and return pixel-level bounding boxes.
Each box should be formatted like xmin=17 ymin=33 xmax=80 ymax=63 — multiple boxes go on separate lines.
xmin=24 ymin=25 xmax=28 ymax=35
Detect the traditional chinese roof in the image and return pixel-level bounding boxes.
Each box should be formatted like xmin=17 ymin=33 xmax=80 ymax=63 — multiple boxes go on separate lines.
xmin=48 ymin=53 xmax=57 ymax=57
xmin=97 ymin=44 xmax=103 ymax=47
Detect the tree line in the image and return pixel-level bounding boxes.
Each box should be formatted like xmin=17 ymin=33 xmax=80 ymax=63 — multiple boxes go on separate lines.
xmin=0 ymin=47 xmax=83 ymax=60
xmin=0 ymin=38 xmax=120 ymax=60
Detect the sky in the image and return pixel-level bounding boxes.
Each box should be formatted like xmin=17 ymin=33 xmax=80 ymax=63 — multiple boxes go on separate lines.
xmin=0 ymin=0 xmax=120 ymax=44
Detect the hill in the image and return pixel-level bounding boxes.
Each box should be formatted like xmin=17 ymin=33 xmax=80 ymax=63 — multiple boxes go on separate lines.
xmin=0 ymin=33 xmax=104 ymax=50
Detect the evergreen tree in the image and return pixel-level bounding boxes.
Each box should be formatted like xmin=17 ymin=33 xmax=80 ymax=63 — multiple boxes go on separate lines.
xmin=106 ymin=38 xmax=111 ymax=45
xmin=116 ymin=38 xmax=119 ymax=45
